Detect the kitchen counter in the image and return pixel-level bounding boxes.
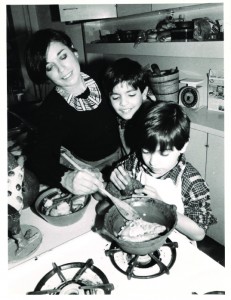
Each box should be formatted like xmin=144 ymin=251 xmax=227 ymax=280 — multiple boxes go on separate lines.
xmin=184 ymin=106 xmax=224 ymax=137
xmin=8 ymin=197 xmax=228 ymax=296
xmin=8 ymin=197 xmax=99 ymax=270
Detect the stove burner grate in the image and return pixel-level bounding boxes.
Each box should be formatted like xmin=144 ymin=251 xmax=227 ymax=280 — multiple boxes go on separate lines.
xmin=105 ymin=238 xmax=178 ymax=279
xmin=27 ymin=259 xmax=114 ymax=295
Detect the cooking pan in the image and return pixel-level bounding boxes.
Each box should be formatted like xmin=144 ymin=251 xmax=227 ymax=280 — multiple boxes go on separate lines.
xmin=101 ymin=197 xmax=177 ymax=255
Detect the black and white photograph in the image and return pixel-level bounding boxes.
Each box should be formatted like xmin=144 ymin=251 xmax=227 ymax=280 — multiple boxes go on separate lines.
xmin=2 ymin=0 xmax=230 ymax=298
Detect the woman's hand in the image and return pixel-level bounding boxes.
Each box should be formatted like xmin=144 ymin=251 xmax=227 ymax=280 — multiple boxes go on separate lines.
xmin=110 ymin=166 xmax=131 ymax=190
xmin=61 ymin=168 xmax=104 ymax=196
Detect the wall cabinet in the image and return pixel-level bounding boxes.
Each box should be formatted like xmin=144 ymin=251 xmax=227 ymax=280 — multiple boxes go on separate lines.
xmin=116 ymin=4 xmax=152 ymax=17
xmin=185 ymin=127 xmax=224 ymax=245
xmin=185 ymin=128 xmax=207 ymax=178
xmin=59 ymin=5 xmax=117 ymax=22
xmin=151 ymin=3 xmax=197 ymax=12
xmin=205 ymin=134 xmax=224 ymax=245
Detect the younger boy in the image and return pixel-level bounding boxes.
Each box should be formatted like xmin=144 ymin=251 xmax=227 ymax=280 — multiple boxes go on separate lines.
xmin=98 ymin=101 xmax=217 ymax=241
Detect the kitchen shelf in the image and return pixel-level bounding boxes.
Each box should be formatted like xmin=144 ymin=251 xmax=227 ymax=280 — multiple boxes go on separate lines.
xmin=85 ymin=41 xmax=223 ymax=58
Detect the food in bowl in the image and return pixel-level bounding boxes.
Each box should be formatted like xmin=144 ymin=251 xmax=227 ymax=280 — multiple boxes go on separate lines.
xmin=40 ymin=190 xmax=86 ymax=217
xmin=118 ymin=218 xmax=166 ymax=242
xmin=103 ymin=197 xmax=177 ymax=255
xmin=35 ymin=188 xmax=90 ymax=226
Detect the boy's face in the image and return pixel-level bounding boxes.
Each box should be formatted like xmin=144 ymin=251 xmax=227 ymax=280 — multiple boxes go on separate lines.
xmin=141 ymin=146 xmax=186 ymax=177
xmin=109 ymin=82 xmax=147 ymax=120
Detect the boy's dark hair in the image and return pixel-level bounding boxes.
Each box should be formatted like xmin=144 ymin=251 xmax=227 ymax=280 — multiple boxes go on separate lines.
xmin=102 ymin=58 xmax=147 ymax=95
xmin=24 ymin=29 xmax=77 ymax=84
xmin=134 ymin=101 xmax=191 ymax=153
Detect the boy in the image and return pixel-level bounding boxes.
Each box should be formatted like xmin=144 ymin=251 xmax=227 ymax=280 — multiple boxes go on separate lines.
xmin=98 ymin=101 xmax=217 ymax=241
xmin=102 ymin=58 xmax=156 ymax=155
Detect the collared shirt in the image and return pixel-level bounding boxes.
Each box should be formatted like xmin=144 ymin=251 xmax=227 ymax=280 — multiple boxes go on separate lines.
xmin=117 ymin=116 xmax=130 ymax=156
xmin=56 ymin=72 xmax=101 ymax=111
xmin=117 ymin=152 xmax=217 ymax=231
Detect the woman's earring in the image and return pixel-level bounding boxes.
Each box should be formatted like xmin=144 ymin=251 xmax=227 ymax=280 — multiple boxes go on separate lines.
xmin=142 ymin=86 xmax=149 ymax=100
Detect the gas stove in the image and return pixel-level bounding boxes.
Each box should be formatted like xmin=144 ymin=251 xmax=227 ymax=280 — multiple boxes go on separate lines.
xmin=27 ymin=259 xmax=114 ymax=295
xmin=7 ymin=198 xmax=227 ymax=296
xmin=106 ymin=238 xmax=177 ymax=279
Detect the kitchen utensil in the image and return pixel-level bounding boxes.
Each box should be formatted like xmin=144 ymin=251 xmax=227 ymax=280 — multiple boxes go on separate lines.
xmin=61 ymin=152 xmax=140 ymax=221
xmin=101 ymin=197 xmax=177 ymax=255
xmin=151 ymin=63 xmax=161 ymax=76
xmin=35 ymin=188 xmax=91 ymax=226
xmin=98 ymin=187 xmax=140 ymax=221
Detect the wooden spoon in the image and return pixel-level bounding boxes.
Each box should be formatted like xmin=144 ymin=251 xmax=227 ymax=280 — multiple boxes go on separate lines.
xmin=97 ymin=186 xmax=140 ymax=221
xmin=61 ymin=152 xmax=140 ymax=221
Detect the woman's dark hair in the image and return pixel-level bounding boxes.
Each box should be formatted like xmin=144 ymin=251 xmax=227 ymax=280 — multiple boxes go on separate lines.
xmin=134 ymin=101 xmax=191 ymax=153
xmin=102 ymin=58 xmax=147 ymax=95
xmin=24 ymin=29 xmax=76 ymax=84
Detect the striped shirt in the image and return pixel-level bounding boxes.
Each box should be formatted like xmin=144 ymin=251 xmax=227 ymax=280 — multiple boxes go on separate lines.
xmin=56 ymin=72 xmax=102 ymax=111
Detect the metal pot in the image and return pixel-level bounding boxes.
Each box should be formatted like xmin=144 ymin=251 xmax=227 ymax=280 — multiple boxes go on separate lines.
xmin=116 ymin=30 xmax=140 ymax=42
xmin=101 ymin=197 xmax=177 ymax=255
xmin=171 ymin=28 xmax=194 ymax=41
xmin=174 ymin=21 xmax=194 ymax=29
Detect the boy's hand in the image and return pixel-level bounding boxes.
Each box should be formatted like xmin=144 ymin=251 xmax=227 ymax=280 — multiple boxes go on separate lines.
xmin=135 ymin=168 xmax=185 ymax=213
xmin=110 ymin=166 xmax=131 ymax=190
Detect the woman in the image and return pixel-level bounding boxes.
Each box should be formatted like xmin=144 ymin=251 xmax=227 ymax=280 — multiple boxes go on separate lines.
xmin=24 ymin=29 xmax=121 ymax=196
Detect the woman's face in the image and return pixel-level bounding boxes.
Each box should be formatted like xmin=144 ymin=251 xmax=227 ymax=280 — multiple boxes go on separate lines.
xmin=45 ymin=41 xmax=81 ymax=93
xmin=109 ymin=81 xmax=147 ymax=120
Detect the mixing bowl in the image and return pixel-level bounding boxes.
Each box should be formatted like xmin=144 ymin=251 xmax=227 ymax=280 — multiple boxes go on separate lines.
xmin=101 ymin=197 xmax=177 ymax=255
xmin=34 ymin=188 xmax=90 ymax=227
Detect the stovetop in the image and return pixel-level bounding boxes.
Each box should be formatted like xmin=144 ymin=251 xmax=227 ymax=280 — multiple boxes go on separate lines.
xmin=105 ymin=238 xmax=177 ymax=279
xmin=8 ymin=227 xmax=226 ymax=296
xmin=27 ymin=259 xmax=114 ymax=295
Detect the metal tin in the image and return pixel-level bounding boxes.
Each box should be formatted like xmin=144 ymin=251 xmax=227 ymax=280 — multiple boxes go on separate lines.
xmin=171 ymin=28 xmax=194 ymax=41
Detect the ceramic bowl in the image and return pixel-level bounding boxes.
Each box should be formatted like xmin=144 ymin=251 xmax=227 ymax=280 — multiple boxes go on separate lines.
xmin=102 ymin=197 xmax=178 ymax=255
xmin=34 ymin=188 xmax=90 ymax=227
